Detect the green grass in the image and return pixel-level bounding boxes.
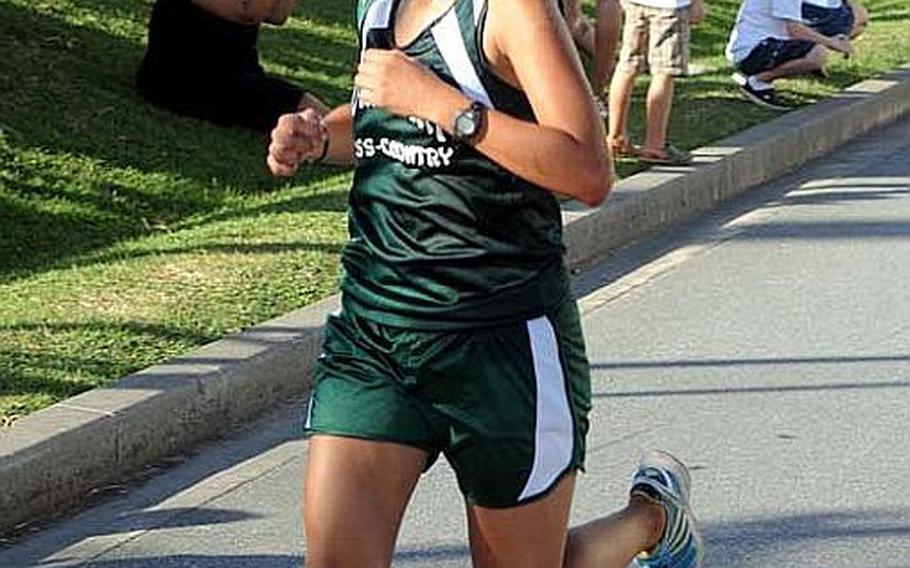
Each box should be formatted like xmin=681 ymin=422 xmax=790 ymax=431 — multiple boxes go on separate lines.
xmin=1 ymin=0 xmax=908 ymax=424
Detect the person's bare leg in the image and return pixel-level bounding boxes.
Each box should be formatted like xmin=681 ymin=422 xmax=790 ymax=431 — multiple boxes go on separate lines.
xmin=642 ymin=73 xmax=674 ymax=151
xmin=607 ymin=69 xmax=637 ymax=151
xmin=845 ymin=0 xmax=868 ymax=38
xmin=757 ymin=45 xmax=828 ymax=83
xmin=467 ymin=474 xmax=665 ymax=568
xmin=564 ymin=494 xmax=666 ymax=568
xmin=564 ymin=0 xmax=596 ymax=56
xmin=468 ymin=475 xmax=575 ymax=568
xmin=304 ymin=435 xmax=428 ymax=568
xmin=591 ymin=0 xmax=622 ymax=95
xmin=562 ymin=0 xmax=582 ymax=28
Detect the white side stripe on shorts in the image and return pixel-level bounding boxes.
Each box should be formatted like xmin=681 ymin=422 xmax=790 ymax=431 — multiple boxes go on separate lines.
xmin=431 ymin=10 xmax=494 ymax=108
xmin=304 ymin=394 xmax=316 ymax=430
xmin=519 ymin=316 xmax=574 ymax=501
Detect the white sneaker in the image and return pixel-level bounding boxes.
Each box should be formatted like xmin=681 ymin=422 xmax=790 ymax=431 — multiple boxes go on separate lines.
xmin=631 ymin=450 xmax=704 ymax=568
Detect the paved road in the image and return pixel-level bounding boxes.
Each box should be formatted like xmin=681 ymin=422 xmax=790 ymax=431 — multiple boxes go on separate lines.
xmin=3 ymin=117 xmax=910 ymax=567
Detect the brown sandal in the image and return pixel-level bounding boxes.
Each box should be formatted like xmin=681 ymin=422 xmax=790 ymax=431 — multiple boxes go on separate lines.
xmin=608 ymin=138 xmax=636 ymax=158
xmin=636 ymin=144 xmax=693 ymax=166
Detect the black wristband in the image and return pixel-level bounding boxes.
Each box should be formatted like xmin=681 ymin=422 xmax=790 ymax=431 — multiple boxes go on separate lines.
xmin=314 ymin=134 xmax=330 ymax=164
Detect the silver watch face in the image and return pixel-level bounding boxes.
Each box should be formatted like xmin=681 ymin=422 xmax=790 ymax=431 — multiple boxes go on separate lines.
xmin=454 ymin=110 xmax=477 ymax=139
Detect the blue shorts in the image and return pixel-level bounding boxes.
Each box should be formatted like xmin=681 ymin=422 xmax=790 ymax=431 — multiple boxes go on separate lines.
xmin=735 ymin=38 xmax=816 ymax=77
xmin=802 ymin=2 xmax=855 ymax=37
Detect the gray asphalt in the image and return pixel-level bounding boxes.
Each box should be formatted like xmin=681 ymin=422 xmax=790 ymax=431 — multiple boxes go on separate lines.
xmin=3 ymin=116 xmax=910 ymax=567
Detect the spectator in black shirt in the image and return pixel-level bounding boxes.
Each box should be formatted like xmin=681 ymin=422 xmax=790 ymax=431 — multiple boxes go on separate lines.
xmin=137 ymin=0 xmax=326 ymax=132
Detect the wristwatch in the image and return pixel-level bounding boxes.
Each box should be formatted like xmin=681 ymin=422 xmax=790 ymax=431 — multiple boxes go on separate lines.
xmin=452 ymin=101 xmax=488 ymax=145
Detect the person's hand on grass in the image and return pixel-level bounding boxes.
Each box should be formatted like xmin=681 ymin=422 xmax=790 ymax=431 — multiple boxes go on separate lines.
xmin=267 ymin=108 xmax=328 ymax=177
xmin=830 ymin=35 xmax=855 ymax=58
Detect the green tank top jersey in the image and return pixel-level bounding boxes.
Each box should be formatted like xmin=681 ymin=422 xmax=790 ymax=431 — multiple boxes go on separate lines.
xmin=342 ymin=0 xmax=571 ymax=329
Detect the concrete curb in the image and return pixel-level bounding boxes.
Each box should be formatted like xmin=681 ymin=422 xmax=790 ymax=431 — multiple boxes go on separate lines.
xmin=2 ymin=65 xmax=909 ymax=536
xmin=563 ymin=66 xmax=910 ymax=268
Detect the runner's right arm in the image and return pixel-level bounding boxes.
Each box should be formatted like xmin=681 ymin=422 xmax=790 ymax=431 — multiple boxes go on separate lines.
xmin=268 ymin=104 xmax=354 ymax=176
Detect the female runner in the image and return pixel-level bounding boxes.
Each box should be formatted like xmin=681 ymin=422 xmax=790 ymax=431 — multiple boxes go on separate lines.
xmin=267 ymin=0 xmax=702 ymax=566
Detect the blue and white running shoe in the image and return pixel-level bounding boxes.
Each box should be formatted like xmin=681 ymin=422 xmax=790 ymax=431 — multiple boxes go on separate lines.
xmin=631 ymin=450 xmax=704 ymax=568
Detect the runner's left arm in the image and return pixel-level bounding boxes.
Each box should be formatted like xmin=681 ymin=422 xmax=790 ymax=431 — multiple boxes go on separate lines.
xmin=354 ymin=0 xmax=612 ymax=207
xmin=268 ymin=104 xmax=354 ymax=176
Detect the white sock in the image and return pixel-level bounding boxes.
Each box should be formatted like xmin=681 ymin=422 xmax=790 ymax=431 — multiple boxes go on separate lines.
xmin=747 ymin=75 xmax=773 ymax=90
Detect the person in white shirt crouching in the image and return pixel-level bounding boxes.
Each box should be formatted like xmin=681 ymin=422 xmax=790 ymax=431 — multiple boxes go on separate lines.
xmin=725 ymin=0 xmax=854 ymax=111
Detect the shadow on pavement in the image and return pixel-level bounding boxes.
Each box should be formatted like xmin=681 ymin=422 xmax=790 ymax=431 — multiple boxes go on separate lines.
xmin=0 ymin=405 xmax=300 ymax=564
xmin=592 ymin=354 xmax=910 ymax=370
xmin=590 ymin=353 xmax=910 ymax=399
xmin=394 ymin=543 xmax=471 ymax=564
xmin=86 ymin=507 xmax=261 ymax=534
xmin=705 ymin=508 xmax=910 ymax=567
xmin=37 ymin=554 xmax=299 ymax=567
xmin=26 ymin=508 xmax=910 ymax=567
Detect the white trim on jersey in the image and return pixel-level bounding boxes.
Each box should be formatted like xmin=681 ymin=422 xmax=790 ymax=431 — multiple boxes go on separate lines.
xmin=360 ymin=0 xmax=395 ymax=56
xmin=431 ymin=10 xmax=495 ymax=108
xmin=518 ymin=316 xmax=574 ymax=502
xmin=472 ymin=0 xmax=485 ymax=25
